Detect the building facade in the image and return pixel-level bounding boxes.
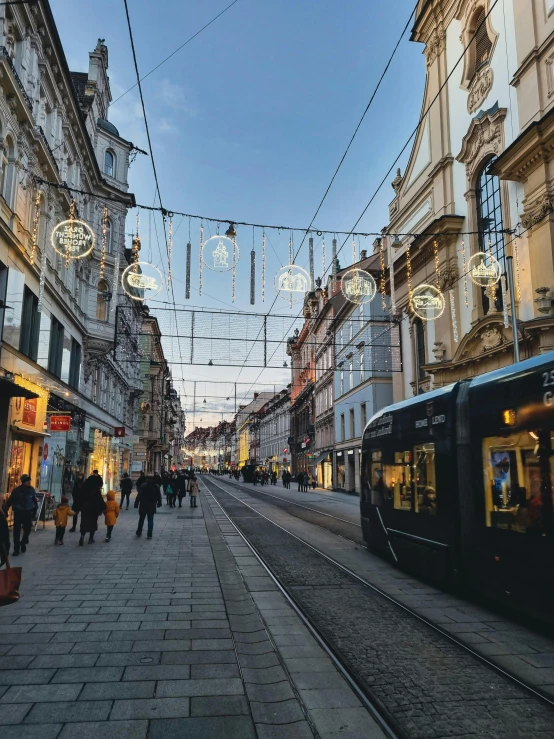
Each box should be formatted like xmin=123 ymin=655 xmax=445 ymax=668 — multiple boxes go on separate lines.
xmin=258 ymin=388 xmax=291 ymax=476
xmin=287 ymin=318 xmax=315 ymax=477
xmin=312 ymin=283 xmax=335 ymax=489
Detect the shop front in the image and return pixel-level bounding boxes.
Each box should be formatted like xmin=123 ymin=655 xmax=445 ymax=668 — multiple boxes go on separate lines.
xmin=313 ymin=451 xmax=332 ymax=489
xmin=334 ymin=451 xmax=345 ymax=491
xmin=7 ymin=377 xmax=48 ymax=498
xmin=88 ymin=427 xmax=119 ymax=492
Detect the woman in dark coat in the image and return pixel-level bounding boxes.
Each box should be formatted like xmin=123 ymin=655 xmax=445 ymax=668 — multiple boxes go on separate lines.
xmin=69 ymin=472 xmax=85 ymax=532
xmin=78 ymin=475 xmax=106 ymax=545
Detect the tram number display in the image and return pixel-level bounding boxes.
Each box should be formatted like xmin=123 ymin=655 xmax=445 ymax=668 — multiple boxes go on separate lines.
xmin=542 ymin=369 xmax=554 ymax=406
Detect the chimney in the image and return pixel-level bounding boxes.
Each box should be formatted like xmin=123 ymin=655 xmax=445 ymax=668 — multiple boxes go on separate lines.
xmin=360 ymin=250 xmax=367 ymax=260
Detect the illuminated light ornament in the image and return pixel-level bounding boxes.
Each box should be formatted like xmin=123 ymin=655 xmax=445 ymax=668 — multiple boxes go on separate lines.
xmin=449 ymin=289 xmax=459 ymax=343
xmin=341 ymin=268 xmax=377 ymax=305
xmin=411 ymin=283 xmax=445 ymax=321
xmin=30 ymin=188 xmax=43 ymax=266
xmin=201 ymin=234 xmax=240 ymax=273
xmin=274 ymin=264 xmax=311 ymax=303
xmin=461 ymin=240 xmax=469 ymax=307
xmin=468 ymin=251 xmax=501 ymax=287
xmin=122 ymin=261 xmax=163 ymax=301
xmin=99 ymin=206 xmax=109 ymax=279
xmin=51 ymin=218 xmax=95 ymax=260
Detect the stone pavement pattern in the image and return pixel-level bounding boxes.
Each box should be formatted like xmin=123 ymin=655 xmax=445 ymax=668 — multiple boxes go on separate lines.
xmin=0 ymin=490 xmax=383 ymax=738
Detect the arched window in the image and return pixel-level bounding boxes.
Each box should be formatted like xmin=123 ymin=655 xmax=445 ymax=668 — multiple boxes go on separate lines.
xmin=414 ymin=319 xmax=426 ymax=382
xmin=96 ymin=279 xmax=109 ymax=322
xmin=472 ymin=9 xmax=492 ymax=78
xmin=476 ymin=157 xmax=505 ymax=312
xmin=104 ymin=150 xmax=115 ymax=177
xmin=105 ymin=219 xmax=113 ymax=254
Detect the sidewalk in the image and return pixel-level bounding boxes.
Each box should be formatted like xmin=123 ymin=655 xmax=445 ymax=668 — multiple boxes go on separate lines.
xmin=0 ymin=491 xmax=383 ymax=738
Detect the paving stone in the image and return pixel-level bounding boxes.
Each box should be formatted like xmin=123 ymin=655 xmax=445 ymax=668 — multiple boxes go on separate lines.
xmin=96 ymin=651 xmax=161 ymax=666
xmin=236 ymin=641 xmax=275 ymax=655
xmin=283 ymin=658 xmax=336 ymax=673
xmin=161 ymin=650 xmax=236 ymax=665
xmin=0 ymin=669 xmax=55 ymax=685
xmin=123 ymin=664 xmax=191 ymax=681
xmin=272 ymin=633 xmax=318 ymax=647
xmin=112 ymin=629 xmax=167 ymax=641
xmin=310 ymin=707 xmax=386 ymax=738
xmin=71 ymin=642 xmax=133 ymax=654
xmin=250 ymin=698 xmax=305 ymax=724
xmin=80 ymin=681 xmax=156 ymax=700
xmin=0 ymin=656 xmax=34 ymax=670
xmin=239 ymin=652 xmax=281 ymax=669
xmin=0 ymin=703 xmax=32 ymax=724
xmin=0 ymin=633 xmax=54 ymax=645
xmin=1 ymin=683 xmax=82 ymax=703
xmin=246 ymin=681 xmax=295 ymax=703
xmin=191 ymin=639 xmax=233 ymax=650
xmin=291 ymin=672 xmax=351 ymax=691
xmin=190 ymin=664 xmax=241 ymax=679
xmin=243 ymin=666 xmax=287 ymax=685
xmin=30 ymin=654 xmax=98 ymax=669
xmin=148 ymin=716 xmax=256 ymax=739
xmin=58 ymin=720 xmax=148 ymax=739
xmin=24 ymin=700 xmax=112 ymax=723
xmin=278 ymin=646 xmax=325 ymax=659
xmin=191 ymin=695 xmax=249 ymax=717
xmin=1 ymin=726 xmax=63 ymax=739
xmin=51 ymin=631 xmax=110 ymax=643
xmin=234 ymin=630 xmax=270 ymax=644
xmin=299 ymin=688 xmax=361 ymax=709
xmin=110 ymin=697 xmax=190 ymax=720
xmin=130 ymin=639 xmax=190 ymax=652
xmin=156 ymin=678 xmax=244 ymax=697
xmin=51 ymin=666 xmax=123 ymax=683
xmin=255 ymin=723 xmax=314 ymax=739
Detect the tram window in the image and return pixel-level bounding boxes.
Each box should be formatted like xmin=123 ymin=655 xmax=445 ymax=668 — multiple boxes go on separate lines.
xmin=383 ymin=451 xmax=413 ymax=511
xmin=413 ymin=443 xmax=437 ymax=515
xmin=482 ymin=433 xmax=546 ymax=534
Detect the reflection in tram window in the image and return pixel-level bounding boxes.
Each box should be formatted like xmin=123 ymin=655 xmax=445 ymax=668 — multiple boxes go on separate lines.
xmin=414 ymin=443 xmax=436 ymax=515
xmin=384 ymin=451 xmax=413 ymax=511
xmin=483 ymin=433 xmax=545 ymax=534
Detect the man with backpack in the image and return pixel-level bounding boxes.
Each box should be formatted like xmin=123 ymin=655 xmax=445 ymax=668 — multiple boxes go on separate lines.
xmin=3 ymin=474 xmax=37 ymax=556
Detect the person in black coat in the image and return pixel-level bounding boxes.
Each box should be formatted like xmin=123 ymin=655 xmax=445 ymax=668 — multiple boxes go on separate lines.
xmin=135 ymin=477 xmax=162 ymax=539
xmin=175 ymin=473 xmax=187 ymax=508
xmin=4 ymin=475 xmax=37 ymax=555
xmin=78 ymin=475 xmax=106 ymax=546
xmin=69 ymin=472 xmax=85 ymax=532
xmin=119 ymin=473 xmax=133 ymax=510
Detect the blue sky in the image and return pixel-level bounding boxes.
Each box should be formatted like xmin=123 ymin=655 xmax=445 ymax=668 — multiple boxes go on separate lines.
xmin=51 ymin=0 xmax=425 ymax=427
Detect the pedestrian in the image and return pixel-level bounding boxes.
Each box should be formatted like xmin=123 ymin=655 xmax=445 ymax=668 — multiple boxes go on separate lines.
xmin=53 ymin=496 xmax=75 ymax=546
xmin=189 ymin=474 xmax=199 ymax=508
xmin=69 ymin=472 xmax=84 ymax=532
xmin=166 ymin=480 xmax=176 ymax=508
xmin=135 ymin=475 xmax=162 ymax=539
xmin=271 ymin=471 xmax=277 ymax=486
xmin=303 ymin=471 xmax=309 ymax=493
xmin=297 ymin=472 xmax=303 ymax=491
xmin=3 ymin=474 xmax=37 ymax=556
xmin=104 ymin=490 xmax=120 ymax=542
xmin=119 ymin=473 xmax=133 ymax=510
xmin=91 ymin=469 xmax=104 ymax=489
xmin=78 ymin=475 xmax=106 ymax=546
xmin=0 ymin=507 xmax=10 ymax=565
xmin=176 ymin=473 xmax=187 ymax=508
xmin=136 ymin=472 xmax=146 ymax=491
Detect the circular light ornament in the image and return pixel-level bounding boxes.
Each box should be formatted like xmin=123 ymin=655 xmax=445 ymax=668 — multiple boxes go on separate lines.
xmin=411 ymin=283 xmax=445 ymax=321
xmin=51 ymin=219 xmax=95 ymax=260
xmin=468 ymin=251 xmax=502 ymax=287
xmin=201 ymin=235 xmax=240 ymax=272
xmin=341 ymin=268 xmax=377 ymax=305
xmin=122 ymin=261 xmax=163 ymax=301
xmin=274 ymin=265 xmax=311 ymax=303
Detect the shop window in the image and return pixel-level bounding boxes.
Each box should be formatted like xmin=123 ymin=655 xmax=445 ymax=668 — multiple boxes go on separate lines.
xmin=482 ymin=432 xmax=552 ymax=535
xmin=413 ymin=443 xmax=436 ymax=514
xmin=19 ymin=286 xmax=40 ymax=362
xmin=477 ymin=157 xmax=505 ymax=313
xmin=69 ymin=339 xmax=81 ymax=390
xmin=48 ymin=316 xmax=64 ymax=377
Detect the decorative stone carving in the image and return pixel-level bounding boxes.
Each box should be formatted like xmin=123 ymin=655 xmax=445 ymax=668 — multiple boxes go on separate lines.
xmin=83 ymin=336 xmax=112 ymax=381
xmin=521 ymin=195 xmax=554 ymax=229
xmin=6 ymin=94 xmax=17 ymax=114
xmin=391 ymin=168 xmax=403 ymax=194
xmin=456 ymin=106 xmax=507 ymax=187
xmin=438 ymin=266 xmax=460 ymax=291
xmin=467 ymin=64 xmax=493 ymax=114
xmin=535 ymin=286 xmax=554 ymax=314
xmin=432 ymin=341 xmax=446 ymax=362
xmin=424 ymin=29 xmax=445 ymax=67
xmin=480 ymin=325 xmax=503 ymax=351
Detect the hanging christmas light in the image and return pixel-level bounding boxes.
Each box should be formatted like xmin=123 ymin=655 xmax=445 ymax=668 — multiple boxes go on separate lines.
xmin=513 ymin=235 xmax=521 ymax=301
xmin=332 ymin=237 xmax=337 ymax=293
xmin=250 ymin=243 xmax=255 ymax=306
xmin=30 ymin=187 xmax=42 ymax=266
xmin=232 ymin=235 xmax=237 ymax=302
xmin=501 ymin=275 xmax=509 ymax=328
xmin=309 ymin=237 xmax=314 ymax=288
xmin=433 ymin=239 xmax=440 ymax=289
xmin=386 ymin=236 xmax=397 ymax=315
xmin=37 ymin=237 xmax=47 ymax=313
xmin=468 ymin=251 xmax=501 ymax=287
xmin=199 ymin=224 xmax=204 ymax=296
xmin=379 ymin=238 xmax=386 ymax=311
xmin=185 ymin=242 xmax=191 ymax=299
xmin=487 ymin=236 xmax=497 ymax=306
xmin=262 ymin=231 xmax=266 ymax=303
xmin=167 ymin=214 xmax=173 ymax=286
xmin=288 ymin=233 xmax=293 ymax=308
xmin=341 ymin=268 xmax=377 ymax=305
xmin=449 ymin=289 xmax=459 ymax=343
xmin=99 ymin=206 xmax=109 ymax=279
xmin=406 ymin=240 xmax=413 ymax=310
xmin=461 ymin=239 xmax=469 ymax=307
xmin=111 ymin=252 xmax=120 ymax=317
xmin=352 ymin=236 xmax=357 ymax=265
xmin=321 ymin=237 xmax=326 ymax=284
xmin=411 ymin=283 xmax=445 ymax=321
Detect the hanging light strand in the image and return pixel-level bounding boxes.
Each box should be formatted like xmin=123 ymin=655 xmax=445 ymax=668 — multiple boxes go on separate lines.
xmin=232 ymin=235 xmax=237 ymax=302
xmin=111 ymin=252 xmax=120 ymax=318
xmin=332 ymin=237 xmax=337 ymax=293
xmin=261 ymin=231 xmax=266 ymax=303
xmin=199 ymin=224 xmax=204 ymax=296
xmin=501 ymin=275 xmax=509 ymax=328
xmin=379 ymin=238 xmax=386 ymax=311
xmin=321 ymin=237 xmax=326 ymax=285
xmin=167 ymin=215 xmax=173 ymax=286
xmin=100 ymin=206 xmax=109 ymax=279
xmin=132 ymin=210 xmax=140 ymax=274
xmin=30 ymin=187 xmax=42 ymax=266
xmin=461 ymin=239 xmax=469 ymax=307
xmin=433 ymin=239 xmax=440 ymax=289
xmin=352 ymin=236 xmax=357 ymax=265
xmin=513 ymin=235 xmax=521 ymax=301
xmin=66 ymin=198 xmax=76 ymax=268
xmin=488 ymin=236 xmax=497 ymax=306
xmin=289 ymin=233 xmax=293 ymax=308
xmin=406 ymin=240 xmax=413 ymax=311
xmin=37 ymin=233 xmax=48 ymax=313
xmin=449 ymin=289 xmax=459 ymax=343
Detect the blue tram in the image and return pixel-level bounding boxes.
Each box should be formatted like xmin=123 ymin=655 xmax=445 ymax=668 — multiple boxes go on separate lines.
xmin=361 ymin=352 xmax=554 ymax=625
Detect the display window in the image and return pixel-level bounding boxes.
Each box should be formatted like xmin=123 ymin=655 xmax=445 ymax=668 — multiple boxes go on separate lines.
xmin=482 ymin=431 xmax=552 ymax=535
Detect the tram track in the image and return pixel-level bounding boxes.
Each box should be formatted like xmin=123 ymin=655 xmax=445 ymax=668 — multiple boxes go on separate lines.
xmin=201 ymin=476 xmax=554 ymax=739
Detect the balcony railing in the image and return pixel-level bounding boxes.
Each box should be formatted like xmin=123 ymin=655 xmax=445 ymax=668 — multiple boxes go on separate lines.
xmin=0 ymin=46 xmax=33 ymax=111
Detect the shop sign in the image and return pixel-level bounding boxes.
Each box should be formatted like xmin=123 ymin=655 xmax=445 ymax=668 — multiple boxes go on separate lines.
xmin=22 ymin=398 xmax=37 ymax=426
xmin=49 ymin=416 xmax=71 ymax=432
xmin=43 ymin=443 xmax=49 ymax=461
xmin=283 ymin=457 xmax=287 ymax=463
xmin=131 ymin=461 xmax=143 ymax=472
xmin=114 ymin=427 xmax=126 ymax=438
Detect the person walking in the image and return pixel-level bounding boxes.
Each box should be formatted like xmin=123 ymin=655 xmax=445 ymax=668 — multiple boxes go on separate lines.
xmin=303 ymin=471 xmax=309 ymax=493
xmin=3 ymin=474 xmax=37 ymax=556
xmin=136 ymin=472 xmax=146 ymax=491
xmin=166 ymin=479 xmax=176 ymax=508
xmin=297 ymin=472 xmax=303 ymax=492
xmin=189 ymin=474 xmax=199 ymax=508
xmin=53 ymin=496 xmax=75 ymax=545
xmin=78 ymin=474 xmax=106 ymax=546
xmin=69 ymin=472 xmax=85 ymax=532
xmin=176 ymin=472 xmax=187 ymax=508
xmin=135 ymin=475 xmax=162 ymax=539
xmin=104 ymin=490 xmax=120 ymax=542
xmin=119 ymin=473 xmax=133 ymax=510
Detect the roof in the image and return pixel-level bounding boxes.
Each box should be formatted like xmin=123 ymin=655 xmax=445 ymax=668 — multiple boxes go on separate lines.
xmin=98 ymin=117 xmax=120 ymax=137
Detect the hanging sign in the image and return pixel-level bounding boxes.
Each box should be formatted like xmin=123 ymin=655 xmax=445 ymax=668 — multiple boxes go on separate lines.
xmin=122 ymin=261 xmax=163 ymax=301
xmin=468 ymin=252 xmax=501 ymax=287
xmin=49 ymin=416 xmax=71 ymax=432
xmin=201 ymin=235 xmax=240 ymax=272
xmin=341 ymin=268 xmax=377 ymax=305
xmin=22 ymin=398 xmax=37 ymax=426
xmin=51 ymin=220 xmax=95 ymax=260
xmin=411 ymin=284 xmax=445 ymax=321
xmin=114 ymin=427 xmax=126 ymax=438
xmin=274 ymin=265 xmax=311 ymax=303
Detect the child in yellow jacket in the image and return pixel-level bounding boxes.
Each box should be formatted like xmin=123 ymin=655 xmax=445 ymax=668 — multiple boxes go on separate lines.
xmin=53 ymin=496 xmax=75 ymax=546
xmin=104 ymin=490 xmax=120 ymax=542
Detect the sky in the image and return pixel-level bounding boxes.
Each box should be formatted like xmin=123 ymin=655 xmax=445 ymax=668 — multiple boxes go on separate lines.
xmin=50 ymin=0 xmax=426 ymax=429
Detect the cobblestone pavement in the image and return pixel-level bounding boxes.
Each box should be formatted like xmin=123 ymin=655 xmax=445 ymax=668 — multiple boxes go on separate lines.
xmin=0 ymin=490 xmax=385 ymax=738
xmin=203 ymin=476 xmax=554 ymax=739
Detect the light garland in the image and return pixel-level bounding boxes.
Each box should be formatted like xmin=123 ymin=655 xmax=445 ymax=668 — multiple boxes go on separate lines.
xmin=406 ymin=240 xmax=413 ymax=311
xmin=487 ymin=236 xmax=497 ymax=306
xmin=66 ymin=199 xmax=76 ymax=267
xmin=411 ymin=283 xmax=445 ymax=321
xmin=309 ymin=236 xmax=314 ymax=288
xmin=167 ymin=215 xmax=173 ymax=286
xmin=379 ymin=238 xmax=386 ymax=311
xmin=289 ymin=235 xmax=293 ymax=308
xmin=250 ymin=247 xmax=255 ymax=306
xmin=433 ymin=239 xmax=440 ymax=289
xmin=30 ymin=187 xmax=42 ymax=266
xmin=111 ymin=252 xmax=120 ymax=317
xmin=232 ymin=236 xmax=237 ymax=303
xmin=37 ymin=233 xmax=48 ymax=313
xmin=387 ymin=236 xmax=397 ymax=315
xmin=513 ymin=236 xmax=521 ymax=301
xmin=332 ymin=238 xmax=337 ymax=293
xmin=321 ymin=237 xmax=326 ymax=285
xmin=186 ymin=242 xmax=191 ymax=299
xmin=461 ymin=239 xmax=469 ymax=307
xmin=262 ymin=231 xmax=266 ymax=303
xmin=100 ymin=206 xmax=109 ymax=279
xmin=199 ymin=225 xmax=204 ymax=296
xmin=352 ymin=236 xmax=357 ymax=265
xmin=501 ymin=275 xmax=509 ymax=328
xmin=449 ymin=289 xmax=459 ymax=343
xmin=132 ymin=211 xmax=140 ymax=273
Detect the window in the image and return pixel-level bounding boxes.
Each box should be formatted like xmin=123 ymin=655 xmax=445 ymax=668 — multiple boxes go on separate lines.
xmin=104 ymin=150 xmax=115 ymax=177
xmin=19 ymin=287 xmax=40 ymax=362
xmin=413 ymin=444 xmax=437 ymax=514
xmin=96 ymin=280 xmax=109 ymax=321
xmin=2 ymin=137 xmax=15 ymax=207
xmin=375 ymin=445 xmax=437 ymax=513
xmin=48 ymin=317 xmax=64 ymax=377
xmin=361 ymin=403 xmax=367 ymax=431
xmin=349 ymin=408 xmax=355 ymax=439
xmin=476 ymin=157 xmax=505 ymax=313
xmin=472 ymin=9 xmax=492 ymax=77
xmin=360 ymin=349 xmax=365 ymax=383
xmin=68 ymin=339 xmax=81 ymax=390
xmin=414 ymin=319 xmax=426 ymax=381
xmin=105 ymin=219 xmax=113 ymax=254
xmin=349 ymin=320 xmax=353 ymax=342
xmin=340 ymin=369 xmax=344 ymax=396
xmin=349 ymin=359 xmax=354 ymax=390
xmin=148 ymin=415 xmax=154 ymax=432
xmin=340 ymin=414 xmax=345 ymax=442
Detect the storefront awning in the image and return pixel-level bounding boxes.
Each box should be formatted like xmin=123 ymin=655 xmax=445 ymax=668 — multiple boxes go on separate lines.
xmin=309 ymin=450 xmax=332 ymax=467
xmin=0 ymin=378 xmax=39 ymax=399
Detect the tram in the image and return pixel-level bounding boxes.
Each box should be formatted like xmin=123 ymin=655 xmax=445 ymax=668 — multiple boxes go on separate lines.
xmin=361 ymin=351 xmax=554 ymax=625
